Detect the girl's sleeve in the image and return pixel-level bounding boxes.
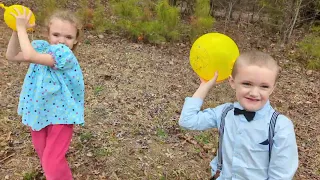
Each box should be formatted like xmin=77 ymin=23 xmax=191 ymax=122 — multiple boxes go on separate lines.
xmin=31 ymin=40 xmax=50 ymax=52
xmin=48 ymin=44 xmax=78 ymax=70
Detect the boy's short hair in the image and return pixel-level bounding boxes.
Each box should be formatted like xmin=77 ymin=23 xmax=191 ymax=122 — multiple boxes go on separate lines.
xmin=231 ymin=50 xmax=279 ymax=79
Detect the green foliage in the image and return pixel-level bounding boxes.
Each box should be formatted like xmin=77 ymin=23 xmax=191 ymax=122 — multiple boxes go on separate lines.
xmin=92 ymin=0 xmax=109 ymax=33
xmin=80 ymin=132 xmax=93 ymax=142
xmin=84 ymin=39 xmax=91 ymax=44
xmin=157 ymin=128 xmax=168 ymax=139
xmin=156 ymin=1 xmax=180 ymax=30
xmin=190 ymin=0 xmax=215 ymax=42
xmin=259 ymin=0 xmax=285 ymax=23
xmin=298 ymin=26 xmax=320 ymax=70
xmin=94 ymin=147 xmax=113 ymax=157
xmin=259 ymin=0 xmax=288 ymax=33
xmin=30 ymin=0 xmax=214 ymax=44
xmin=194 ymin=131 xmax=211 ymax=144
xmin=315 ymin=0 xmax=320 ymax=11
xmin=111 ymin=0 xmax=145 ymax=39
xmin=110 ymin=0 xmax=182 ymax=44
xmin=34 ymin=0 xmax=67 ymax=24
xmin=141 ymin=21 xmax=167 ymax=43
xmin=112 ymin=0 xmax=144 ymax=20
xmin=23 ymin=171 xmax=40 ymax=180
xmin=194 ymin=0 xmax=210 ymax=17
xmin=94 ymin=86 xmax=104 ymax=95
xmin=77 ymin=0 xmax=91 ymax=28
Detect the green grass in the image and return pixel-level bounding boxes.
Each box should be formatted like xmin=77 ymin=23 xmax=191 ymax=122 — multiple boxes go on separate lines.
xmin=156 ymin=128 xmax=168 ymax=139
xmin=194 ymin=131 xmax=212 ymax=144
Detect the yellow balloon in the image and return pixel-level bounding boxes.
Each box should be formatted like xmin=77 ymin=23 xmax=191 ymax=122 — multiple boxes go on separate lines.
xmin=190 ymin=33 xmax=239 ymax=82
xmin=0 ymin=3 xmax=36 ymax=31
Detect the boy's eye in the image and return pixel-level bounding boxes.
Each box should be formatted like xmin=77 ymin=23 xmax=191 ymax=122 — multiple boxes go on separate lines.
xmin=261 ymin=85 xmax=269 ymax=89
xmin=66 ymin=36 xmax=73 ymax=39
xmin=242 ymin=82 xmax=251 ymax=86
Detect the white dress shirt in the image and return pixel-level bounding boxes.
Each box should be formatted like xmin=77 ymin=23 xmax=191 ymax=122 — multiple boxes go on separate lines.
xmin=179 ymin=97 xmax=298 ymax=180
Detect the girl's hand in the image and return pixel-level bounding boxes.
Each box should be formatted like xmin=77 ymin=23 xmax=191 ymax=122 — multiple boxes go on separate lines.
xmin=11 ymin=7 xmax=35 ymax=30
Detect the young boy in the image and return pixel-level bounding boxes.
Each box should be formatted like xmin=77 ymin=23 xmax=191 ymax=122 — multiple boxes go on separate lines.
xmin=179 ymin=51 xmax=298 ymax=179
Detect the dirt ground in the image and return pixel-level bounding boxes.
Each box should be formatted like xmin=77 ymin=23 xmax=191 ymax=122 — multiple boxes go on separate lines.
xmin=0 ymin=16 xmax=320 ymax=180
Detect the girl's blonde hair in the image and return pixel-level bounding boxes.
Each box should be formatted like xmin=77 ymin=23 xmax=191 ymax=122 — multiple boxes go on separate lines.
xmin=45 ymin=10 xmax=83 ymax=50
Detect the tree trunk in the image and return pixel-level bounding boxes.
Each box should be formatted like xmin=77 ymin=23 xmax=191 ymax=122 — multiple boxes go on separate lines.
xmin=169 ymin=0 xmax=177 ymax=6
xmin=287 ymin=0 xmax=303 ymax=42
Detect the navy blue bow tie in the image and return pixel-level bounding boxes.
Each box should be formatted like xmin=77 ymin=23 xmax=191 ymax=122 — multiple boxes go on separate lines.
xmin=234 ymin=108 xmax=256 ymax=121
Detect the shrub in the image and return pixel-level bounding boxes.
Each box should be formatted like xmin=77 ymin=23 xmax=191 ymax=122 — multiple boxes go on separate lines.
xmin=110 ymin=0 xmax=182 ymax=44
xmin=189 ymin=0 xmax=215 ymax=42
xmin=298 ymin=26 xmax=320 ymax=70
xmin=34 ymin=0 xmax=67 ymax=24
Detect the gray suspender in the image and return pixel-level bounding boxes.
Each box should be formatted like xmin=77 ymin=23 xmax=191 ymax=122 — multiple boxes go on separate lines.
xmin=217 ymin=105 xmax=280 ymax=172
xmin=217 ymin=104 xmax=234 ymax=171
xmin=269 ymin=111 xmax=280 ymax=159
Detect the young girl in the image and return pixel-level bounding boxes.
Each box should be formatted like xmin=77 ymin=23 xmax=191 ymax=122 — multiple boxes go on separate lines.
xmin=6 ymin=8 xmax=84 ymax=180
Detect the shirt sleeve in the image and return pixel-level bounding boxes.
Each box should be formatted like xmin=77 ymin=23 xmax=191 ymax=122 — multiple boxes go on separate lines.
xmin=31 ymin=40 xmax=50 ymax=52
xmin=178 ymin=97 xmax=228 ymax=130
xmin=268 ymin=115 xmax=299 ymax=180
xmin=47 ymin=44 xmax=77 ymax=70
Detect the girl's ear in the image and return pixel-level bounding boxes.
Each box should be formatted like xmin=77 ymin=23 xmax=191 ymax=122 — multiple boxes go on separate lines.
xmin=229 ymin=75 xmax=236 ymax=89
xmin=42 ymin=29 xmax=48 ymax=38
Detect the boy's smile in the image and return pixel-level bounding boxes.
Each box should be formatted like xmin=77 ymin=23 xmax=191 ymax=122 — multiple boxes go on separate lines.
xmin=229 ymin=65 xmax=277 ymax=111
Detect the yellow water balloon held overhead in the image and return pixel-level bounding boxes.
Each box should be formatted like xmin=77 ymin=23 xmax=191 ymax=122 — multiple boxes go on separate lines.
xmin=190 ymin=33 xmax=239 ymax=82
xmin=0 ymin=3 xmax=36 ymax=31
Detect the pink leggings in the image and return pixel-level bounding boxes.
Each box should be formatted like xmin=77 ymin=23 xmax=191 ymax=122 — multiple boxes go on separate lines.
xmin=31 ymin=124 xmax=73 ymax=180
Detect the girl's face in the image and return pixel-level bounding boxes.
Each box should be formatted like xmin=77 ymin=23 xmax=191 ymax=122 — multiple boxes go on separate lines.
xmin=48 ymin=18 xmax=78 ymax=50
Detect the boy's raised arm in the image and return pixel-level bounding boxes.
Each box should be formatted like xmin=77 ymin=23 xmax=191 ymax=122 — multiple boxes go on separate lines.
xmin=179 ymin=72 xmax=222 ymax=130
xmin=179 ymin=97 xmax=220 ymax=130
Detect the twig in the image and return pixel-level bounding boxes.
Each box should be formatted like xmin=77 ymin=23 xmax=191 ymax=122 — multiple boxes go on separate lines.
xmin=0 ymin=153 xmax=15 ymax=163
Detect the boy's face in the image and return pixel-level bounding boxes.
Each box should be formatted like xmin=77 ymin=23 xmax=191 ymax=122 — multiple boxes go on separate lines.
xmin=229 ymin=65 xmax=277 ymax=111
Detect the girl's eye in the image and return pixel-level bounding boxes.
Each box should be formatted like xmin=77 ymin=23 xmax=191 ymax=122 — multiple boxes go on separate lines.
xmin=67 ymin=37 xmax=72 ymax=39
xmin=242 ymin=82 xmax=251 ymax=86
xmin=261 ymin=85 xmax=269 ymax=89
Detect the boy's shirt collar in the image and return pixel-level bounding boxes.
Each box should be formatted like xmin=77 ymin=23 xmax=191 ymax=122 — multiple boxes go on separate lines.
xmin=233 ymin=101 xmax=272 ymax=120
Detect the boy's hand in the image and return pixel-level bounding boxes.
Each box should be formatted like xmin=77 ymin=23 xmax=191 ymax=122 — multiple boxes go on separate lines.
xmin=11 ymin=7 xmax=35 ymax=30
xmin=192 ymin=71 xmax=219 ymax=100
xmin=199 ymin=71 xmax=219 ymax=89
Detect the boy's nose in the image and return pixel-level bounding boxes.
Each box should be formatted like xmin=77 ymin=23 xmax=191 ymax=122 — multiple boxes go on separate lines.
xmin=249 ymin=87 xmax=259 ymax=96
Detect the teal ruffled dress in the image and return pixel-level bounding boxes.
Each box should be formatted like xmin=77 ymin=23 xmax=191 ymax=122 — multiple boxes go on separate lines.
xmin=18 ymin=40 xmax=85 ymax=131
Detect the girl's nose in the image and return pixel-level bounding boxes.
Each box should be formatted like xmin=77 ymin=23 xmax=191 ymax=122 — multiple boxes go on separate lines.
xmin=59 ymin=38 xmax=65 ymax=44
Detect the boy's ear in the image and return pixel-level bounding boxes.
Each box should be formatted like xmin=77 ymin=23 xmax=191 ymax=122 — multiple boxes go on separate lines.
xmin=269 ymin=83 xmax=277 ymax=95
xmin=229 ymin=75 xmax=236 ymax=89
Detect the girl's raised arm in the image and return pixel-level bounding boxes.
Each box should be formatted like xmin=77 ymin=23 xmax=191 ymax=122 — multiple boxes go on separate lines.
xmin=7 ymin=7 xmax=55 ymax=67
xmin=6 ymin=31 xmax=24 ymax=62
